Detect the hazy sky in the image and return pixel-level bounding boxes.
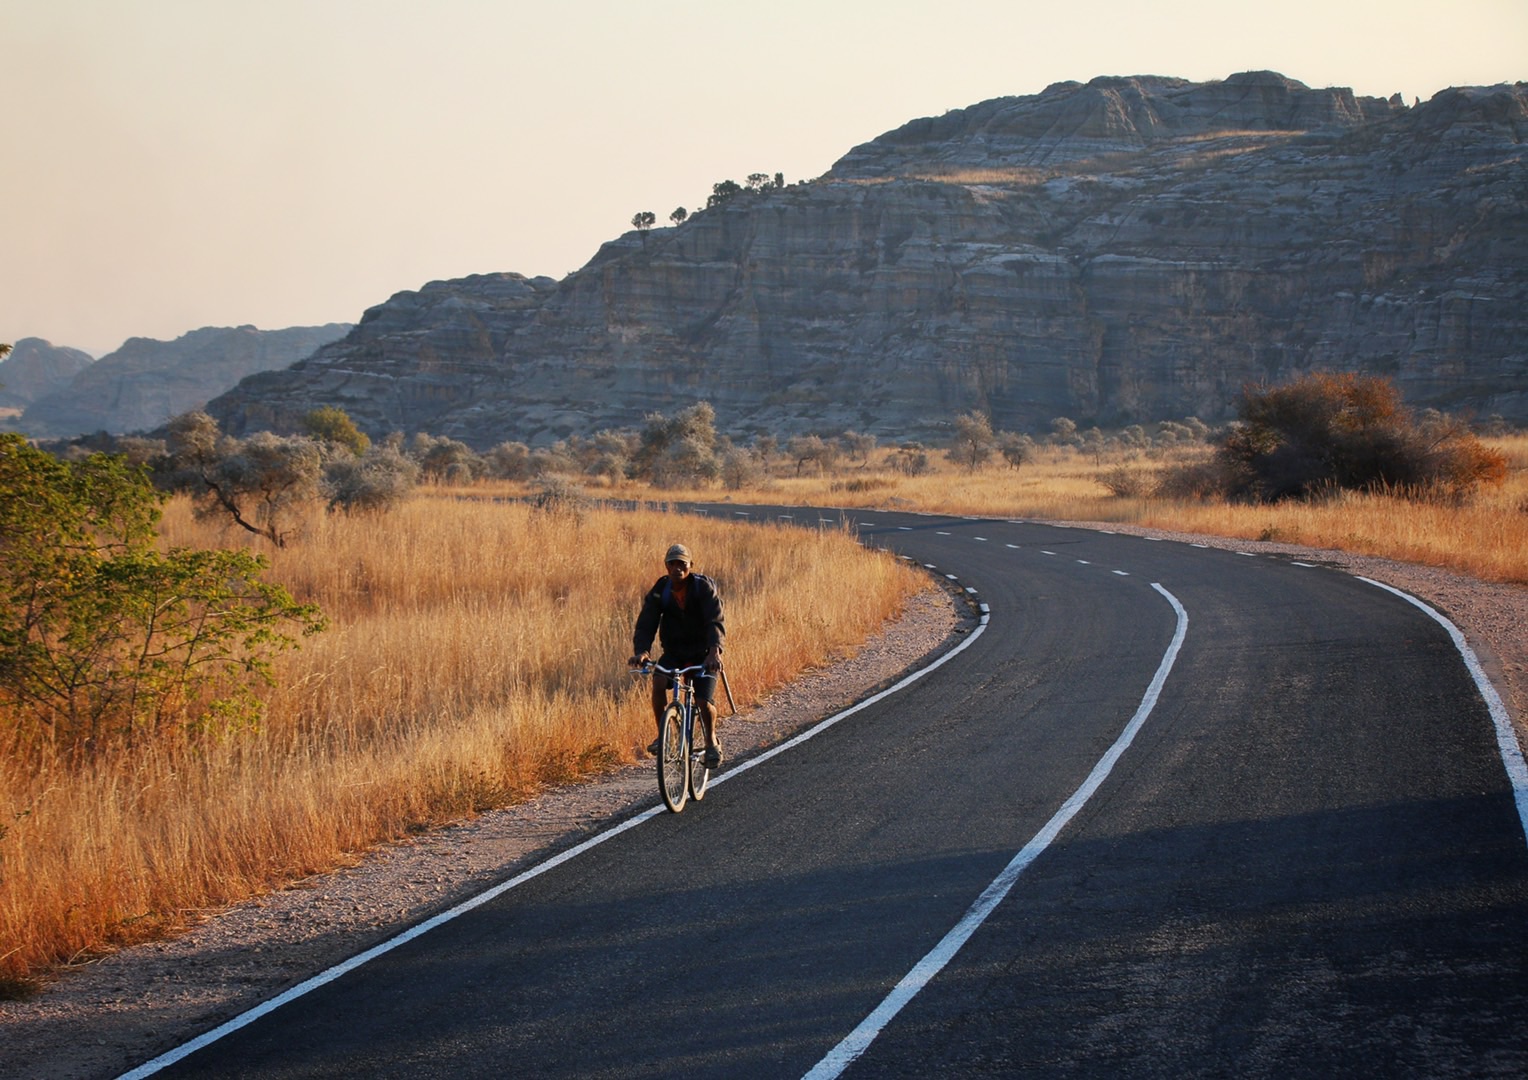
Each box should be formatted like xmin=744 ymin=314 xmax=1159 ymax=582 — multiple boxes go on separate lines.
xmin=4 ymin=0 xmax=1524 ymax=356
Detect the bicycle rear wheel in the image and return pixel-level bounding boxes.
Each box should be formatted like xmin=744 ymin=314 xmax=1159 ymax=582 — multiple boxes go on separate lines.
xmin=657 ymin=703 xmax=688 ymax=812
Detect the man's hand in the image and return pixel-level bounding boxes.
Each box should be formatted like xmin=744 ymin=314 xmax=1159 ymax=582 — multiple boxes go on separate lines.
xmin=629 ymin=652 xmax=649 ymax=669
xmin=704 ymin=647 xmax=721 ymax=673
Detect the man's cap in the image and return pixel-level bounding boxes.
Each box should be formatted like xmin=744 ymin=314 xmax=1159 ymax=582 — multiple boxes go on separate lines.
xmin=664 ymin=543 xmax=692 ymax=566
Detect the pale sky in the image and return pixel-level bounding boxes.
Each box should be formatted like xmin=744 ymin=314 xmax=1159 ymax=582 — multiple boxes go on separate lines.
xmin=4 ymin=0 xmax=1524 ymax=357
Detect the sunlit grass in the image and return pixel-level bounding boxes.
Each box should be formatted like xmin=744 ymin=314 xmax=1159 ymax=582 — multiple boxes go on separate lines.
xmin=634 ymin=434 xmax=1528 ymax=585
xmin=0 ymin=495 xmax=927 ymax=986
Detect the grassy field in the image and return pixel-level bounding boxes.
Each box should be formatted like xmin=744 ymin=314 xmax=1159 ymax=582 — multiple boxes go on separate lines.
xmin=0 ymin=496 xmax=927 ymax=990
xmin=632 ymin=433 xmax=1528 ymax=585
xmin=4 ymin=432 xmax=1523 ymax=990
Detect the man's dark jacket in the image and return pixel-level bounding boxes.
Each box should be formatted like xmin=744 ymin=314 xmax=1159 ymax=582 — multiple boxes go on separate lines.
xmin=633 ymin=574 xmax=725 ymax=662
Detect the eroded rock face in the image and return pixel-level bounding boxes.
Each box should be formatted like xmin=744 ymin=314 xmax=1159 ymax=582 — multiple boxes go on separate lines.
xmin=207 ymin=73 xmax=1528 ymax=447
xmin=20 ymin=324 xmax=352 ymax=438
xmin=0 ymin=339 xmax=95 ymax=412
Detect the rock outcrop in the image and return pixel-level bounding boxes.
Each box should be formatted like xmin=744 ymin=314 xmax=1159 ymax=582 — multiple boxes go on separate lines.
xmin=0 ymin=339 xmax=95 ymax=413
xmin=207 ymin=72 xmax=1528 ymax=447
xmin=21 ymin=323 xmax=351 ymax=438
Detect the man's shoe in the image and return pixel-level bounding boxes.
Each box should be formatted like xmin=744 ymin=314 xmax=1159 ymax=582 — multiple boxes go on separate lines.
xmin=647 ymin=737 xmax=661 ymax=755
xmin=703 ymin=745 xmax=722 ymax=770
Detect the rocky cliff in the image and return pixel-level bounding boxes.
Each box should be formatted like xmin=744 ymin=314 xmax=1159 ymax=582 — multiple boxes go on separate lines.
xmin=21 ymin=323 xmax=351 ymax=438
xmin=0 ymin=339 xmax=95 ymax=414
xmin=207 ymin=71 xmax=1528 ymax=447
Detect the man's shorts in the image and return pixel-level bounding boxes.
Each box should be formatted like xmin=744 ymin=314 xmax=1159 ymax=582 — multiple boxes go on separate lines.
xmin=656 ymin=654 xmax=716 ymax=708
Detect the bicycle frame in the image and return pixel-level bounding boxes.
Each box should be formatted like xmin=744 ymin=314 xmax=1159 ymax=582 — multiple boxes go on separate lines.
xmin=633 ymin=661 xmax=714 ymax=813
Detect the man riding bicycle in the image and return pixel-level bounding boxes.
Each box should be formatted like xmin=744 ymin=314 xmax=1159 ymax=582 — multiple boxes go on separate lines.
xmin=630 ymin=543 xmax=726 ymax=768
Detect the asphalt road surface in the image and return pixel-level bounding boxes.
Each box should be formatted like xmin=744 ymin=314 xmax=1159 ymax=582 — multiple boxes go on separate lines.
xmin=127 ymin=509 xmax=1528 ymax=1079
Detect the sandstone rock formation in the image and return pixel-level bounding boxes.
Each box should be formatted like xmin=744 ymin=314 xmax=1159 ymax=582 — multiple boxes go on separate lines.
xmin=206 ymin=72 xmax=1528 ymax=448
xmin=0 ymin=338 xmax=95 ymax=414
xmin=21 ymin=323 xmax=351 ymax=439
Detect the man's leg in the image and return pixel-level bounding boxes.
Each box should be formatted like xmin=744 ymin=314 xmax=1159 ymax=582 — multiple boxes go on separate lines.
xmin=700 ymin=701 xmax=720 ymax=753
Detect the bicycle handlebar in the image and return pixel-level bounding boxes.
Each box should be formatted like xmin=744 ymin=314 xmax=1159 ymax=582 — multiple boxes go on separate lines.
xmin=630 ymin=660 xmax=714 ymax=680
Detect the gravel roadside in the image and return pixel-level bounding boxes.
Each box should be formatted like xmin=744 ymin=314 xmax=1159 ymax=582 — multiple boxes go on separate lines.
xmin=2 ymin=523 xmax=1523 ymax=1080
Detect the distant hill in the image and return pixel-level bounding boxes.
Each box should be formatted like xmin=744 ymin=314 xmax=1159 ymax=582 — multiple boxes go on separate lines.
xmin=204 ymin=71 xmax=1527 ymax=447
xmin=0 ymin=338 xmax=95 ymax=413
xmin=19 ymin=323 xmax=351 ymax=438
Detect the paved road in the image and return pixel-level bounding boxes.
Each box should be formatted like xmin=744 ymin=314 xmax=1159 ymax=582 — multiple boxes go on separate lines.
xmin=131 ymin=509 xmax=1528 ymax=1079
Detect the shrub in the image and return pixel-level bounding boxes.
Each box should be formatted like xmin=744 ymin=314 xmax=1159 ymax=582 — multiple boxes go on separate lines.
xmin=0 ymin=435 xmax=324 ymax=757
xmin=1220 ymin=373 xmax=1507 ymax=502
xmin=1156 ymin=456 xmax=1236 ymax=501
xmin=302 ymin=406 xmax=370 ymax=456
xmin=325 ymin=444 xmax=419 ymax=513
xmin=1098 ymin=465 xmax=1154 ymax=498
xmin=531 ymin=475 xmax=590 ymax=517
xmin=888 ymin=444 xmax=932 ymax=476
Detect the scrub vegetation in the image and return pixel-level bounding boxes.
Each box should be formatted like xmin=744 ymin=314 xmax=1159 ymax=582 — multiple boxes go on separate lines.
xmin=3 ymin=370 xmax=1522 ymax=992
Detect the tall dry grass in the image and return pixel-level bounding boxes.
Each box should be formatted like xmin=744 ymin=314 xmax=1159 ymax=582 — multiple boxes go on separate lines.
xmin=0 ymin=495 xmax=926 ymax=988
xmin=648 ymin=434 xmax=1528 ymax=585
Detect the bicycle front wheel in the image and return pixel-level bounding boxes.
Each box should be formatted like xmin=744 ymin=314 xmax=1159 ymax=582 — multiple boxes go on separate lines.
xmin=689 ymin=721 xmax=710 ymax=801
xmin=657 ymin=703 xmax=688 ymax=812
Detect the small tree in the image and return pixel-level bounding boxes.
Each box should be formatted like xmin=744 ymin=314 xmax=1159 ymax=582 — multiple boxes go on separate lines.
xmin=721 ymin=446 xmax=764 ymax=490
xmin=632 ymin=402 xmax=719 ymax=484
xmin=302 ymin=406 xmax=370 ymax=456
xmin=706 ymin=179 xmax=743 ymax=209
xmin=631 ymin=210 xmax=656 ymax=234
xmin=408 ymin=433 xmax=481 ymax=483
xmin=997 ymin=431 xmax=1032 ymax=470
xmin=669 ymin=207 xmax=688 ymax=227
xmin=162 ymin=412 xmax=324 ymax=547
xmin=841 ymin=431 xmax=877 ymax=464
xmin=786 ymin=434 xmax=838 ymax=477
xmin=1049 ymin=417 xmax=1079 ymax=447
xmin=950 ymin=411 xmax=996 ymax=471
xmin=485 ymin=440 xmax=533 ymax=481
xmin=888 ymin=443 xmax=932 ymax=476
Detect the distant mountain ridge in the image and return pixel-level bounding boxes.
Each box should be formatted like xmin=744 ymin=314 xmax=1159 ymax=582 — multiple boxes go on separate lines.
xmin=0 ymin=339 xmax=94 ymax=413
xmin=19 ymin=324 xmax=352 ymax=439
xmin=205 ymin=71 xmax=1527 ymax=447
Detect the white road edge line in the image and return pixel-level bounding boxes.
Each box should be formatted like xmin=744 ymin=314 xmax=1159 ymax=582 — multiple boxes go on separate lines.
xmin=118 ymin=578 xmax=994 ymax=1080
xmin=1359 ymin=576 xmax=1528 ymax=846
xmin=803 ymin=583 xmax=1189 ymax=1080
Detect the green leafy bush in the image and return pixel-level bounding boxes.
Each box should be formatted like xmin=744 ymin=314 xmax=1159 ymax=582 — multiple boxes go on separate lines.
xmin=0 ymin=434 xmax=324 ymax=757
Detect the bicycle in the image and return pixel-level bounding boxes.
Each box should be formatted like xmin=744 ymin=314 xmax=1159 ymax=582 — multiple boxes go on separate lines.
xmin=631 ymin=661 xmax=715 ymax=813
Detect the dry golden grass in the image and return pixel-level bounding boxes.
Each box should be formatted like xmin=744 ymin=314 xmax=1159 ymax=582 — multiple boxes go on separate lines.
xmin=649 ymin=434 xmax=1528 ymax=586
xmin=0 ymin=494 xmax=926 ymax=987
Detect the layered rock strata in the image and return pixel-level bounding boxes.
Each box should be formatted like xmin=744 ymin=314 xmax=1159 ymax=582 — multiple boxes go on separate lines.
xmin=207 ymin=72 xmax=1528 ymax=447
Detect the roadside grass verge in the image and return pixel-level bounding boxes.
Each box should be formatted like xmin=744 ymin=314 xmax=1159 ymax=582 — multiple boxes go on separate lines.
xmin=0 ymin=495 xmax=927 ymax=989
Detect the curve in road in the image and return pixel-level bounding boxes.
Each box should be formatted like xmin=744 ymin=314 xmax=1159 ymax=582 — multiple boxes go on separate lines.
xmin=121 ymin=508 xmax=1528 ymax=1079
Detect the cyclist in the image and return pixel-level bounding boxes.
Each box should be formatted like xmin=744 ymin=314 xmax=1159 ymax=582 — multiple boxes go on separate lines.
xmin=629 ymin=543 xmax=726 ymax=768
